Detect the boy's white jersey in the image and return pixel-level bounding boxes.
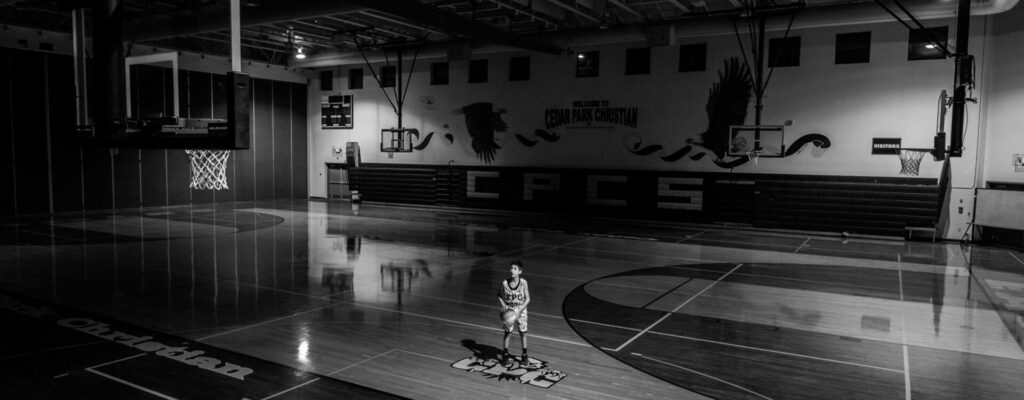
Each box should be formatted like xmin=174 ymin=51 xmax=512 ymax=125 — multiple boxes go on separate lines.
xmin=499 ymin=278 xmax=528 ymax=307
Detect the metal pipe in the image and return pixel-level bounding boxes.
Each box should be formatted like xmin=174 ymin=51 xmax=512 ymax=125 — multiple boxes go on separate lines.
xmin=948 ymin=0 xmax=971 ymax=157
xmin=72 ymin=8 xmax=89 ymax=125
xmin=231 ymin=0 xmax=240 ymax=72
xmin=94 ymin=0 xmax=125 ymax=123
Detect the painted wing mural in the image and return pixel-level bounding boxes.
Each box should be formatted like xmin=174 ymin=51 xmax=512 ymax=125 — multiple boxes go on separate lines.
xmin=697 ymin=57 xmax=753 ymax=160
xmin=454 ymin=102 xmax=507 ymax=163
xmin=627 ymin=57 xmax=831 ymax=167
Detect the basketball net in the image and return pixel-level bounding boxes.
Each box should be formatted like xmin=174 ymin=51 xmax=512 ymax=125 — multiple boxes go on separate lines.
xmin=898 ymin=149 xmax=926 ymax=176
xmin=186 ymin=150 xmax=231 ymax=190
xmin=747 ymin=148 xmax=762 ymax=165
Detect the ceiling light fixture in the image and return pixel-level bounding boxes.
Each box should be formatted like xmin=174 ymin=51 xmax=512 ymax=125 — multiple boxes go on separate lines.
xmin=295 ymin=47 xmax=306 ymax=59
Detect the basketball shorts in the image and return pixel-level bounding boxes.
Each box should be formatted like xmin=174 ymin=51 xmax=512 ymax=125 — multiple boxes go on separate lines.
xmin=502 ymin=307 xmax=528 ymax=333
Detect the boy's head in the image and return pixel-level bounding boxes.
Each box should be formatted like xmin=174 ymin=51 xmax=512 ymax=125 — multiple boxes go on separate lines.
xmin=510 ymin=261 xmax=523 ymax=277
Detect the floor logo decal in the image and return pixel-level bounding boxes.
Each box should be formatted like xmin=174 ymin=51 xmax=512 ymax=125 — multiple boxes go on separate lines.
xmin=451 ymin=354 xmax=566 ymax=389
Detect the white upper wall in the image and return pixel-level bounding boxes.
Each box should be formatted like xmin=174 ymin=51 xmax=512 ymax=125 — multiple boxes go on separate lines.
xmin=981 ymin=4 xmax=1024 ymax=185
xmin=307 ymin=13 xmax=1006 ymax=197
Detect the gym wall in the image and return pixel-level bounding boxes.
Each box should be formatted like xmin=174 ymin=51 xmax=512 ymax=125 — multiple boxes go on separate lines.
xmin=308 ymin=17 xmax=992 ymax=182
xmin=304 ymin=14 xmax=1021 ymax=239
xmin=0 ymin=47 xmax=308 ymax=217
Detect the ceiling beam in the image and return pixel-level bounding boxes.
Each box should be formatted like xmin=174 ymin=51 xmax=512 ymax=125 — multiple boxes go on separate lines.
xmin=322 ymin=15 xmax=419 ymax=40
xmin=546 ymin=0 xmax=603 ymax=23
xmin=608 ymin=0 xmax=644 ymax=18
xmin=129 ymin=0 xmax=366 ymax=42
xmin=346 ymin=0 xmax=563 ymax=54
xmin=665 ymin=0 xmax=692 ymax=13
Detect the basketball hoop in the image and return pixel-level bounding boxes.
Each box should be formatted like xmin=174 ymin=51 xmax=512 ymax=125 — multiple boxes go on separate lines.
xmin=898 ymin=149 xmax=926 ymax=176
xmin=186 ymin=150 xmax=231 ymax=190
xmin=747 ymin=148 xmax=763 ymax=165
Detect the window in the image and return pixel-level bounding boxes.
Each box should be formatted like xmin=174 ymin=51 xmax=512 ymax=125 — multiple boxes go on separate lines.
xmin=509 ymin=56 xmax=530 ymax=81
xmin=469 ymin=59 xmax=488 ymax=83
xmin=908 ymin=26 xmax=947 ymax=61
xmin=835 ymin=32 xmax=871 ymax=64
xmin=319 ymin=70 xmax=333 ymax=91
xmin=678 ymin=43 xmax=707 ymax=72
xmin=380 ymin=66 xmax=396 ymax=87
xmin=768 ymin=36 xmax=801 ymax=68
xmin=348 ymin=68 xmax=363 ymax=90
xmin=575 ymin=51 xmax=600 ymax=78
xmin=625 ymin=47 xmax=651 ymax=75
xmin=431 ymin=62 xmax=449 ymax=85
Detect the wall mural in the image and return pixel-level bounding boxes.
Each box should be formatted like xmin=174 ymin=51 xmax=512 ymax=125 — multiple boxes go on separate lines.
xmin=407 ymin=57 xmax=828 ymax=166
xmin=624 ymin=57 xmax=831 ymax=168
xmin=410 ymin=102 xmax=560 ymax=164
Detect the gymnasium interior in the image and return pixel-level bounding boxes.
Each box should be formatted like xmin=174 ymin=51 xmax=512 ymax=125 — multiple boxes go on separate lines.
xmin=2 ymin=0 xmax=1024 ymax=398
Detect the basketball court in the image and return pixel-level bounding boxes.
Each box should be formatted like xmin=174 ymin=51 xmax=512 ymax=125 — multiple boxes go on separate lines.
xmin=0 ymin=201 xmax=1022 ymax=399
xmin=4 ymin=0 xmax=1024 ymax=399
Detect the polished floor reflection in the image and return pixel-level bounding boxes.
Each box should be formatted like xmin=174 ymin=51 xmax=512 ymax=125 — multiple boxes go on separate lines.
xmin=1 ymin=200 xmax=1022 ymax=399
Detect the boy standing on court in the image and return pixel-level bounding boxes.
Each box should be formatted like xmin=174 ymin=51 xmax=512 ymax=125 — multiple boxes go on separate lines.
xmin=497 ymin=261 xmax=530 ymax=366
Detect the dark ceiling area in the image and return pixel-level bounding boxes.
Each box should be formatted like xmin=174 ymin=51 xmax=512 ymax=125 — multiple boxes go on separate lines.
xmin=0 ymin=0 xmax=998 ymax=66
xmin=0 ymin=0 xmax=832 ymax=65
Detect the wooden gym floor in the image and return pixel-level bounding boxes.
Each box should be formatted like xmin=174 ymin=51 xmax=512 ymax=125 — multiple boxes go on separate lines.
xmin=1 ymin=200 xmax=1023 ymax=399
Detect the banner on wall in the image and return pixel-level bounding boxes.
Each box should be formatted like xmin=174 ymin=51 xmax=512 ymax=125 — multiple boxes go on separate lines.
xmin=544 ymin=100 xmax=638 ymax=130
xmin=872 ymin=138 xmax=901 ymax=155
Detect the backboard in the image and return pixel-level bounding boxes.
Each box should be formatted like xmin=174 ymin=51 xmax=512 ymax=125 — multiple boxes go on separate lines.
xmin=728 ymin=125 xmax=785 ymax=157
xmin=381 ymin=128 xmax=414 ymax=153
xmin=75 ymin=52 xmax=250 ymax=150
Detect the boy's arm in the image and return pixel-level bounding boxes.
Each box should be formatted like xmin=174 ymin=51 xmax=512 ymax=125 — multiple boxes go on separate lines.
xmin=497 ymin=285 xmax=508 ymax=309
xmin=518 ymin=280 xmax=531 ymax=314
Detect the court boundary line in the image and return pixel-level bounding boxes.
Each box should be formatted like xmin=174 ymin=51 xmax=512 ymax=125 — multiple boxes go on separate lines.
xmin=569 ymin=318 xmax=641 ymax=331
xmin=575 ymin=236 xmax=956 ymax=270
xmin=406 ymin=292 xmax=564 ymax=320
xmin=641 ymin=277 xmax=694 ymax=309
xmin=335 ymin=299 xmax=589 ymax=347
xmin=86 ymin=353 xmax=147 ymax=369
xmin=328 ymin=349 xmax=399 ymax=376
xmin=85 ymin=368 xmax=176 ymax=398
xmin=794 ymin=237 xmax=812 ymax=253
xmin=492 ymin=268 xmax=678 ymax=293
xmin=1009 ymin=251 xmax=1024 ymax=265
xmin=676 ymin=230 xmax=707 ymax=243
xmin=898 ymin=269 xmax=912 ymax=400
xmin=570 ymin=317 xmax=903 ymax=373
xmin=394 ymin=348 xmax=451 ymax=362
xmin=648 ymin=330 xmax=904 ymax=374
xmin=196 ymin=301 xmax=343 ymax=342
xmin=613 ymin=263 xmax=743 ymax=352
xmin=260 ymin=378 xmax=321 ymax=400
xmin=631 ymin=352 xmax=774 ymax=400
xmin=197 ymin=278 xmax=589 ymax=348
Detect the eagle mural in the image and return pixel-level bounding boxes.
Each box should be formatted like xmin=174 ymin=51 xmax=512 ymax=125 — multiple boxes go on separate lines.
xmin=455 ymin=102 xmax=508 ymax=163
xmin=692 ymin=58 xmax=753 ymax=160
xmin=626 ymin=57 xmax=831 ymax=168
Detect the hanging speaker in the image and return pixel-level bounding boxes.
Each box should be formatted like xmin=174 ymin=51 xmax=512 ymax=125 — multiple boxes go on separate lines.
xmin=226 ymin=71 xmax=251 ymax=149
xmin=645 ymin=25 xmax=675 ymax=47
